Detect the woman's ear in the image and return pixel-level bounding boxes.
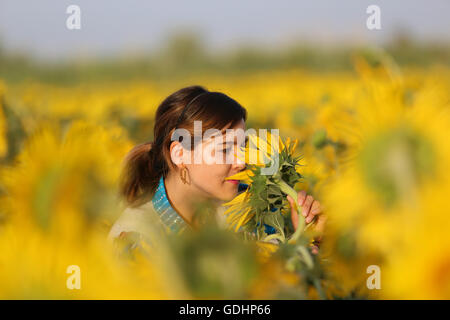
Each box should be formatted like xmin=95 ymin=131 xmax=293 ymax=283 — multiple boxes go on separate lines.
xmin=169 ymin=141 xmax=185 ymax=167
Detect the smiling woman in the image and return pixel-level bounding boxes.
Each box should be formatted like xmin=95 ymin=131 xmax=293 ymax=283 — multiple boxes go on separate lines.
xmin=108 ymin=85 xmax=249 ymax=243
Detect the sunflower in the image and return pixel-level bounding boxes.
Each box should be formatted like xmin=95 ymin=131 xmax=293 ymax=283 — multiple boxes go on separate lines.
xmin=222 ymin=133 xmax=307 ymax=244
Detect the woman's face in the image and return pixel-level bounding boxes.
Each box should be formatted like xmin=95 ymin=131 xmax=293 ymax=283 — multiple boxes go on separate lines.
xmin=185 ymin=119 xmax=247 ymax=201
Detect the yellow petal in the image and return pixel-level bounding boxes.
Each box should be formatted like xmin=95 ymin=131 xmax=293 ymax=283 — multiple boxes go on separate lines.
xmin=242 ymin=212 xmax=255 ymax=226
xmin=248 ymin=134 xmax=271 ymax=165
xmin=250 ymin=134 xmax=270 ymax=155
xmin=266 ymin=131 xmax=279 ymax=156
xmin=227 ymin=212 xmax=242 ymax=225
xmin=222 ymin=190 xmax=248 ymax=207
xmin=279 ymin=135 xmax=285 ymax=151
xmin=224 ymin=169 xmax=254 ymax=181
xmin=223 ymin=206 xmax=236 ymax=216
xmin=234 ymin=207 xmax=252 ymax=232
xmin=290 ymin=138 xmax=298 ymax=155
xmin=224 ymin=204 xmax=245 ymax=220
xmin=227 ymin=212 xmax=242 ymax=227
xmin=285 ymin=137 xmax=291 ymax=151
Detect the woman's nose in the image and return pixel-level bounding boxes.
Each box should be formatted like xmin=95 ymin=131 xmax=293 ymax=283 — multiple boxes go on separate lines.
xmin=233 ymin=154 xmax=246 ymax=170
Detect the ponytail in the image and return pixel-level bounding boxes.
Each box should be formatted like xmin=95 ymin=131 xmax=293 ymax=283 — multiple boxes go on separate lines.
xmin=118 ymin=141 xmax=164 ymax=208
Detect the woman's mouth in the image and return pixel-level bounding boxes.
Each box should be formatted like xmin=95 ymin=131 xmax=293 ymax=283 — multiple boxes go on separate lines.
xmin=226 ymin=179 xmax=240 ymax=185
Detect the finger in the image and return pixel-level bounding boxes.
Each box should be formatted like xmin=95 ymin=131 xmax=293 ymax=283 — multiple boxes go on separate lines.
xmin=302 ymin=195 xmax=314 ymax=218
xmin=297 ymin=190 xmax=307 ymax=209
xmin=306 ymin=200 xmax=321 ymax=223
xmin=306 ymin=214 xmax=313 ymax=224
xmin=310 ymin=200 xmax=321 ymax=215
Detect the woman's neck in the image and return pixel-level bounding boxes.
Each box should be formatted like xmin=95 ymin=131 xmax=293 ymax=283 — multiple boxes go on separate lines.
xmin=163 ymin=172 xmax=211 ymax=227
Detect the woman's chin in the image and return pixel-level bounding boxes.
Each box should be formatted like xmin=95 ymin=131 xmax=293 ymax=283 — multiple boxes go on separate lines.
xmin=220 ymin=195 xmax=236 ymax=202
xmin=219 ymin=184 xmax=239 ymax=201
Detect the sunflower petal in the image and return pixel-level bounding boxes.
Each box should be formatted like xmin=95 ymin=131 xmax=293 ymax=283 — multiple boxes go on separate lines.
xmin=224 ymin=170 xmax=254 ymax=182
xmin=290 ymin=138 xmax=298 ymax=155
xmin=234 ymin=207 xmax=252 ymax=232
xmin=222 ymin=190 xmax=248 ymax=207
xmin=249 ymin=134 xmax=271 ymax=160
xmin=279 ymin=135 xmax=285 ymax=152
xmin=285 ymin=137 xmax=291 ymax=151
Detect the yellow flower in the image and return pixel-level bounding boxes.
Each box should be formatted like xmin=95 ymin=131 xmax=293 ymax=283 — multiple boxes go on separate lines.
xmin=224 ymin=169 xmax=254 ymax=184
xmin=222 ymin=190 xmax=254 ymax=231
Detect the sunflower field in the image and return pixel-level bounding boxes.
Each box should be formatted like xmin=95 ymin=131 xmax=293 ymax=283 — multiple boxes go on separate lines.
xmin=0 ymin=50 xmax=449 ymax=299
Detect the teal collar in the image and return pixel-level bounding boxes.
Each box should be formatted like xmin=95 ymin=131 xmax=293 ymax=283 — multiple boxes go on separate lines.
xmin=151 ymin=176 xmax=250 ymax=235
xmin=151 ymin=176 xmax=189 ymax=235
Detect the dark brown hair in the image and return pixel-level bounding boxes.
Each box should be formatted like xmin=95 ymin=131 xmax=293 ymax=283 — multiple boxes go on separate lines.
xmin=119 ymin=85 xmax=247 ymax=207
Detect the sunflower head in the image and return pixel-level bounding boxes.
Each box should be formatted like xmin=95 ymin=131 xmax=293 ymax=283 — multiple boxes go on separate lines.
xmin=222 ymin=134 xmax=303 ymax=240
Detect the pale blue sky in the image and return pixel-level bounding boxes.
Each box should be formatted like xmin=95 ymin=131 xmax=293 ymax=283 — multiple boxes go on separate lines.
xmin=0 ymin=0 xmax=448 ymax=60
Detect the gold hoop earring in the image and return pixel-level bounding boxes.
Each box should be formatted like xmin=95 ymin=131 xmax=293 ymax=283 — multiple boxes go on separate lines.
xmin=180 ymin=166 xmax=189 ymax=184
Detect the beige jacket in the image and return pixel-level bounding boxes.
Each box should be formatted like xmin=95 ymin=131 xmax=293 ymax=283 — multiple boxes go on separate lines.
xmin=108 ymin=200 xmax=228 ymax=245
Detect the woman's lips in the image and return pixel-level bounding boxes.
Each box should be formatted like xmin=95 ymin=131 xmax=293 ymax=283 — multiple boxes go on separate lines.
xmin=226 ymin=179 xmax=240 ymax=185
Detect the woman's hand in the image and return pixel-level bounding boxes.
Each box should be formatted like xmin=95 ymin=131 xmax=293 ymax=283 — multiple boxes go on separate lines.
xmin=287 ymin=191 xmax=326 ymax=254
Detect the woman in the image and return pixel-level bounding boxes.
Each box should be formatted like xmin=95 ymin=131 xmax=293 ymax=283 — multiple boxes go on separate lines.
xmin=108 ymin=85 xmax=325 ymax=253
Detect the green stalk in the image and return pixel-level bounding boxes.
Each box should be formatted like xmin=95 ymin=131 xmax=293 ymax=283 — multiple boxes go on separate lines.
xmin=275 ymin=178 xmax=305 ymax=244
xmin=313 ymin=278 xmax=327 ymax=300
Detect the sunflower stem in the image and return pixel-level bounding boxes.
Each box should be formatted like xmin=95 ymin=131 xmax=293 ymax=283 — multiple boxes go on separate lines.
xmin=275 ymin=178 xmax=305 ymax=244
xmin=313 ymin=278 xmax=327 ymax=300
